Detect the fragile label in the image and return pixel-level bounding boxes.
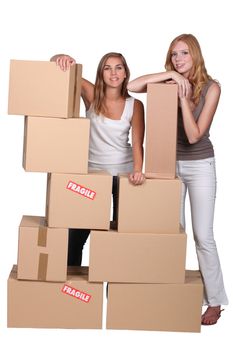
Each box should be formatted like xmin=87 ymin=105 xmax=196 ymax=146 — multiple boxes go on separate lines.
xmin=62 ymin=284 xmax=92 ymax=303
xmin=66 ymin=181 xmax=96 ymax=200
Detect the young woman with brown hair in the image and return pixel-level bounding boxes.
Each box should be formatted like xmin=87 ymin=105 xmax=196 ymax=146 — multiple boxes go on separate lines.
xmin=51 ymin=52 xmax=145 ymax=266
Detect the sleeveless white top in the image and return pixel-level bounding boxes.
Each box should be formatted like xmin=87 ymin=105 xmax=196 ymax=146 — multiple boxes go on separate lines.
xmin=86 ymin=97 xmax=135 ymax=176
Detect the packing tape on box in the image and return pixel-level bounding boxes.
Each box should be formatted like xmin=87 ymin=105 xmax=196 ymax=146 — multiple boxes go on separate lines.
xmin=37 ymin=226 xmax=47 ymax=247
xmin=37 ymin=226 xmax=48 ymax=280
xmin=38 ymin=253 xmax=48 ymax=280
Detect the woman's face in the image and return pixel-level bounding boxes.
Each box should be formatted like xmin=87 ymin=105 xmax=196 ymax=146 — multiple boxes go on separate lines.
xmin=171 ymin=41 xmax=193 ymax=78
xmin=102 ymin=56 xmax=126 ymax=88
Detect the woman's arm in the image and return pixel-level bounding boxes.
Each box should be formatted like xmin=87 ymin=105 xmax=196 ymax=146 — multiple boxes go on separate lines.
xmin=180 ymin=82 xmax=220 ymax=144
xmin=128 ymin=71 xmax=190 ymax=97
xmin=50 ymin=54 xmax=94 ymax=110
xmin=129 ymin=99 xmax=145 ymax=185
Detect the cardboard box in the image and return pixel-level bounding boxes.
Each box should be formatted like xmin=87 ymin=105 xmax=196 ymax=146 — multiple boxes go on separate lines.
xmin=17 ymin=216 xmax=68 ymax=282
xmin=145 ymin=83 xmax=178 ymax=179
xmin=117 ymin=175 xmax=181 ymax=233
xmin=106 ymin=270 xmax=203 ymax=332
xmin=8 ymin=265 xmax=103 ymax=329
xmin=46 ymin=172 xmax=112 ymax=229
xmin=23 ymin=116 xmax=90 ymax=173
xmin=8 ymin=60 xmax=82 ymax=118
xmin=89 ymin=227 xmax=186 ymax=283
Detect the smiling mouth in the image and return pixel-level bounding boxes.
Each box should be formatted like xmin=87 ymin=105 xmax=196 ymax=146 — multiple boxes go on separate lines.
xmin=176 ymin=64 xmax=185 ymax=69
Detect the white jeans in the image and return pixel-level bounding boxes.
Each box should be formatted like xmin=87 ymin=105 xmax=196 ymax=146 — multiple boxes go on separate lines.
xmin=176 ymin=157 xmax=228 ymax=306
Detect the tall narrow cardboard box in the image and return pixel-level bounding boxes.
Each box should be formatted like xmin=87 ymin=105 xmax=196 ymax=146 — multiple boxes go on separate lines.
xmin=145 ymin=83 xmax=178 ymax=179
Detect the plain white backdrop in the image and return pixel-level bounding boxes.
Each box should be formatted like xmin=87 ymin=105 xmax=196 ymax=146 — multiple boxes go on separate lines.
xmin=0 ymin=0 xmax=232 ymax=348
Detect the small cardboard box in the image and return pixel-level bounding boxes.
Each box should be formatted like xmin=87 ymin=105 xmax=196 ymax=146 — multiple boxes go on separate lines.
xmin=8 ymin=265 xmax=103 ymax=329
xmin=46 ymin=172 xmax=112 ymax=229
xmin=17 ymin=216 xmax=68 ymax=282
xmin=23 ymin=116 xmax=90 ymax=173
xmin=117 ymin=175 xmax=181 ymax=233
xmin=106 ymin=270 xmax=203 ymax=333
xmin=145 ymin=83 xmax=178 ymax=179
xmin=8 ymin=60 xmax=82 ymax=118
xmin=89 ymin=227 xmax=186 ymax=283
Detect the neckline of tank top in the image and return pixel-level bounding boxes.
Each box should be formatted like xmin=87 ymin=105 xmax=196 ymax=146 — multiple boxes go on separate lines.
xmin=86 ymin=97 xmax=133 ymax=121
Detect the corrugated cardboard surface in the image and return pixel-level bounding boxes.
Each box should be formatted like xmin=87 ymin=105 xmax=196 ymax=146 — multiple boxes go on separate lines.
xmin=17 ymin=216 xmax=68 ymax=282
xmin=89 ymin=228 xmax=186 ymax=283
xmin=118 ymin=176 xmax=181 ymax=233
xmin=106 ymin=270 xmax=203 ymax=333
xmin=145 ymin=83 xmax=178 ymax=179
xmin=8 ymin=60 xmax=82 ymax=118
xmin=46 ymin=171 xmax=112 ymax=229
xmin=8 ymin=265 xmax=103 ymax=329
xmin=23 ymin=117 xmax=90 ymax=173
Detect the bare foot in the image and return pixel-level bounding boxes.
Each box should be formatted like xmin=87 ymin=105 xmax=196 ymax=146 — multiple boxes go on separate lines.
xmin=201 ymin=306 xmax=224 ymax=325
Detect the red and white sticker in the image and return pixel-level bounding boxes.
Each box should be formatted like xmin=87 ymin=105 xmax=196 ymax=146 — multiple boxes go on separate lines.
xmin=62 ymin=284 xmax=92 ymax=303
xmin=66 ymin=181 xmax=96 ymax=200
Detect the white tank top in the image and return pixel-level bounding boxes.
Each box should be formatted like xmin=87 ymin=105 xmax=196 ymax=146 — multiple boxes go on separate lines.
xmin=86 ymin=97 xmax=135 ymax=176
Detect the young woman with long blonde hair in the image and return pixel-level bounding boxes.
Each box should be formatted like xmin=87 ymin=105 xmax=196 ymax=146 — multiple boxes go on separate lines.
xmin=128 ymin=34 xmax=228 ymax=326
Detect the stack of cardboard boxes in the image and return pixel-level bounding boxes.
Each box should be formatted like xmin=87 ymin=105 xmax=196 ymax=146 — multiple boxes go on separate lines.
xmin=89 ymin=84 xmax=203 ymax=332
xmin=7 ymin=60 xmax=112 ymax=329
xmin=7 ymin=61 xmax=203 ymax=332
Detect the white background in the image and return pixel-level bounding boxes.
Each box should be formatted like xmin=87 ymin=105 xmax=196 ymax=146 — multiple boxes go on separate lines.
xmin=0 ymin=0 xmax=232 ymax=348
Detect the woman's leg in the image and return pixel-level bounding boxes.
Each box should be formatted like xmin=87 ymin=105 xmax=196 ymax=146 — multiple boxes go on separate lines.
xmin=112 ymin=176 xmax=119 ymax=223
xmin=181 ymin=158 xmax=228 ymax=307
xmin=176 ymin=161 xmax=188 ymax=230
xmin=68 ymin=228 xmax=90 ymax=266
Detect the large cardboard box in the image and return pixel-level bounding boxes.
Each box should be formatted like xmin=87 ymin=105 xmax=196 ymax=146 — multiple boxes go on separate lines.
xmin=23 ymin=116 xmax=90 ymax=173
xmin=145 ymin=83 xmax=178 ymax=179
xmin=17 ymin=216 xmax=68 ymax=282
xmin=89 ymin=227 xmax=186 ymax=283
xmin=106 ymin=270 xmax=203 ymax=333
xmin=8 ymin=266 xmax=103 ymax=329
xmin=8 ymin=60 xmax=82 ymax=118
xmin=117 ymin=175 xmax=181 ymax=233
xmin=46 ymin=172 xmax=112 ymax=229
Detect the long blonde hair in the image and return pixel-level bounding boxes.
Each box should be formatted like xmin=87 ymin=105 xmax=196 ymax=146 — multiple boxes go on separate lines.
xmin=165 ymin=34 xmax=212 ymax=105
xmin=93 ymin=52 xmax=130 ymax=114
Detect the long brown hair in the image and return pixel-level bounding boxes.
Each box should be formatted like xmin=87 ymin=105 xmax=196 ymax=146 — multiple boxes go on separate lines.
xmin=93 ymin=52 xmax=130 ymax=114
xmin=165 ymin=34 xmax=212 ymax=105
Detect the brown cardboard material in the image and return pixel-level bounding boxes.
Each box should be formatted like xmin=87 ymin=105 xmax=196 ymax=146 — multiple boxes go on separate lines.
xmin=117 ymin=175 xmax=181 ymax=233
xmin=89 ymin=227 xmax=186 ymax=283
xmin=106 ymin=270 xmax=203 ymax=333
xmin=23 ymin=116 xmax=90 ymax=173
xmin=17 ymin=216 xmax=68 ymax=282
xmin=8 ymin=60 xmax=82 ymax=118
xmin=145 ymin=83 xmax=178 ymax=179
xmin=46 ymin=172 xmax=112 ymax=229
xmin=8 ymin=265 xmax=103 ymax=329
